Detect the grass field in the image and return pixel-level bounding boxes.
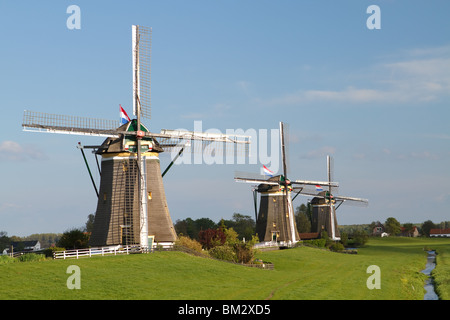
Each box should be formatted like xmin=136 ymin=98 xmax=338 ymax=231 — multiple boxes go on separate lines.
xmin=0 ymin=237 xmax=449 ymax=300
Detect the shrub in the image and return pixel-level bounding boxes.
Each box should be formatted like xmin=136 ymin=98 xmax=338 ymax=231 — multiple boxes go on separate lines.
xmin=198 ymin=228 xmax=226 ymax=250
xmin=303 ymin=238 xmax=327 ymax=248
xmin=57 ymin=228 xmax=89 ymax=249
xmin=43 ymin=247 xmax=66 ymax=258
xmin=209 ymin=245 xmax=236 ymax=262
xmin=234 ymin=243 xmax=255 ymax=264
xmin=329 ymin=242 xmax=345 ymax=252
xmin=175 ymin=236 xmax=203 ymax=253
xmin=17 ymin=253 xmax=46 ymax=262
xmin=0 ymin=255 xmax=16 ymax=264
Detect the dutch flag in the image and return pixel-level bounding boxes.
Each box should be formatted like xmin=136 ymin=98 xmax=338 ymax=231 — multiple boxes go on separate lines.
xmin=262 ymin=165 xmax=274 ymax=177
xmin=120 ymin=105 xmax=131 ymax=125
xmin=315 ymin=185 xmax=323 ymax=191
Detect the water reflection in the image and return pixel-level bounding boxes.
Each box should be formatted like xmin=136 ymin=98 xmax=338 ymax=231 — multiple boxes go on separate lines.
xmin=422 ymin=251 xmax=439 ymax=300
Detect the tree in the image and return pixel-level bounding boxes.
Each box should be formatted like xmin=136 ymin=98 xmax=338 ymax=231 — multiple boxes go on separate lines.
xmin=421 ymin=220 xmax=436 ymax=237
xmin=57 ymin=228 xmax=89 ymax=249
xmin=385 ymin=217 xmax=401 ymax=236
xmin=0 ymin=231 xmax=11 ymax=252
xmin=352 ymin=230 xmax=368 ymax=246
xmin=198 ymin=228 xmax=226 ymax=250
xmin=221 ymin=213 xmax=255 ymax=241
xmin=295 ymin=204 xmax=311 ymax=233
xmin=85 ymin=214 xmax=95 ymax=233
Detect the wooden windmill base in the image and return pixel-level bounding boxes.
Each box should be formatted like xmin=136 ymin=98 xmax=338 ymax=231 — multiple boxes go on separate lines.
xmin=311 ymin=204 xmax=341 ymax=240
xmin=256 ymin=192 xmax=299 ymax=243
xmin=89 ymin=152 xmax=177 ymax=247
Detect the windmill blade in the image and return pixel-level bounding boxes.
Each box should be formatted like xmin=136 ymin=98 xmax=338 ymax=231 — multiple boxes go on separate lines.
xmin=325 ymin=155 xmax=340 ymax=194
xmin=279 ymin=122 xmax=288 ymax=180
xmin=234 ymin=171 xmax=282 ymax=185
xmin=22 ymin=110 xmax=120 ymax=137
xmin=296 ymin=191 xmax=368 ymax=206
xmin=132 ymin=25 xmax=151 ymax=120
xmin=234 ymin=177 xmax=280 ymax=186
xmin=333 ymin=195 xmax=369 ymax=206
xmin=156 ymin=129 xmax=251 ymax=157
xmin=291 ymin=179 xmax=339 ymax=188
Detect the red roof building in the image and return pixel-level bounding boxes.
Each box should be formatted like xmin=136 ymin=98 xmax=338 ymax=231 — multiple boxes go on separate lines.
xmin=430 ymin=228 xmax=450 ymax=237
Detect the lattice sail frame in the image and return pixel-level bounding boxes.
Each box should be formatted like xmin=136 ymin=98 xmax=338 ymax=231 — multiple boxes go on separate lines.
xmin=132 ymin=25 xmax=151 ymax=120
xmin=23 ymin=110 xmax=120 ymax=137
xmin=22 ymin=110 xmax=251 ymax=157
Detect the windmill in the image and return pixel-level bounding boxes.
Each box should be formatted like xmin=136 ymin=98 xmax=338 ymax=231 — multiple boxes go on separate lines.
xmin=298 ymin=155 xmax=368 ymax=241
xmin=234 ymin=122 xmax=338 ymax=245
xmin=22 ymin=25 xmax=251 ymax=250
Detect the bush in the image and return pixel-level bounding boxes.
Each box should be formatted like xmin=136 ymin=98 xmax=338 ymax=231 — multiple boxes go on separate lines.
xmin=352 ymin=230 xmax=369 ymax=247
xmin=209 ymin=245 xmax=236 ymax=262
xmin=17 ymin=253 xmax=46 ymax=262
xmin=234 ymin=243 xmax=255 ymax=264
xmin=57 ymin=228 xmax=89 ymax=249
xmin=198 ymin=228 xmax=226 ymax=250
xmin=303 ymin=238 xmax=327 ymax=248
xmin=0 ymin=255 xmax=16 ymax=264
xmin=174 ymin=236 xmax=203 ymax=253
xmin=43 ymin=247 xmax=66 ymax=258
xmin=329 ymin=242 xmax=345 ymax=252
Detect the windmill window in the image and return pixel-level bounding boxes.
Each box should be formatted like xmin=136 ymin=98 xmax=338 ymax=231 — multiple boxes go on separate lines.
xmin=103 ymin=193 xmax=107 ymax=204
xmin=148 ymin=192 xmax=152 ymax=200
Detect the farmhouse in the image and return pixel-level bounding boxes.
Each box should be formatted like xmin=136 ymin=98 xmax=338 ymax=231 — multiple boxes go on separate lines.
xmin=429 ymin=228 xmax=450 ymax=238
xmin=400 ymin=226 xmax=420 ymax=237
xmin=2 ymin=240 xmax=41 ymax=255
xmin=372 ymin=222 xmax=386 ymax=236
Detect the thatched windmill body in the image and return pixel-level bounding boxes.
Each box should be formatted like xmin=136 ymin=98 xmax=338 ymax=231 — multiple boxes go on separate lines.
xmin=22 ymin=25 xmax=250 ymax=249
xmin=235 ymin=122 xmax=338 ymax=245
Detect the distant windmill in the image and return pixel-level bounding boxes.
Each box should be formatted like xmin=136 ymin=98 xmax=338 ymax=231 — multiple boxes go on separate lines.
xmin=22 ymin=25 xmax=251 ymax=249
xmin=234 ymin=122 xmax=338 ymax=245
xmin=298 ymin=155 xmax=368 ymax=241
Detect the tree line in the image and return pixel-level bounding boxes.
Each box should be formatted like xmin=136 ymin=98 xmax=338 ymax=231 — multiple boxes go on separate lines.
xmin=2 ymin=206 xmax=449 ymax=253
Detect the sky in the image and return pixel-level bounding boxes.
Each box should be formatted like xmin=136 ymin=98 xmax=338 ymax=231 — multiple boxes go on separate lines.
xmin=1 ymin=1 xmax=449 ymax=236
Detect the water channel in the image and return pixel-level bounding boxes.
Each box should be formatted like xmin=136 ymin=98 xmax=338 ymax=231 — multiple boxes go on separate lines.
xmin=421 ymin=250 xmax=439 ymax=300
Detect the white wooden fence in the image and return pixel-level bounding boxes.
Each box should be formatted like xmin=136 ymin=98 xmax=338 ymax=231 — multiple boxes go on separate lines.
xmin=53 ymin=245 xmax=145 ymax=259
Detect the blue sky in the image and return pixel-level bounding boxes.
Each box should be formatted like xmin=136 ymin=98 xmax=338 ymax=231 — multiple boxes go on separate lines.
xmin=1 ymin=1 xmax=449 ymax=236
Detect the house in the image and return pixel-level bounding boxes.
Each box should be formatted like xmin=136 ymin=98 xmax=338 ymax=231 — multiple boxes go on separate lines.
xmin=430 ymin=228 xmax=450 ymax=238
xmin=400 ymin=226 xmax=420 ymax=237
xmin=372 ymin=222 xmax=386 ymax=236
xmin=2 ymin=240 xmax=41 ymax=255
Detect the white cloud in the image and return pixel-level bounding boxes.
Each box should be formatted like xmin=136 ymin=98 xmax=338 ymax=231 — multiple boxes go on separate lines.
xmin=261 ymin=45 xmax=450 ymax=106
xmin=0 ymin=140 xmax=47 ymax=162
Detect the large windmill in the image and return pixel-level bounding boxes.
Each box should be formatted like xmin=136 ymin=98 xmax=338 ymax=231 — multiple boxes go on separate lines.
xmin=299 ymin=155 xmax=368 ymax=241
xmin=22 ymin=25 xmax=250 ymax=250
xmin=234 ymin=122 xmax=338 ymax=245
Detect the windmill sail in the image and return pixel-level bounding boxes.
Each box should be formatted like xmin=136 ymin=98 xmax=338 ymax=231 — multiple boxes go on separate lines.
xmin=132 ymin=25 xmax=151 ymax=120
xmin=22 ymin=25 xmax=253 ymax=251
xmin=296 ymin=155 xmax=368 ymax=241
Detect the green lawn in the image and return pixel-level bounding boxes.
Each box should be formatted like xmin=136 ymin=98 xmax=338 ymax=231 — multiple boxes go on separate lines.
xmin=0 ymin=237 xmax=449 ymax=300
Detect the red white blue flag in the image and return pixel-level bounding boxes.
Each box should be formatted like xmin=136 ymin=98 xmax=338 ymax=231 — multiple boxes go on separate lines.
xmin=262 ymin=165 xmax=274 ymax=177
xmin=120 ymin=105 xmax=131 ymax=125
xmin=315 ymin=185 xmax=323 ymax=191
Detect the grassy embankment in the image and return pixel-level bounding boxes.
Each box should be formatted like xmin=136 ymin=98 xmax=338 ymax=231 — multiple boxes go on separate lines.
xmin=0 ymin=237 xmax=448 ymax=300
